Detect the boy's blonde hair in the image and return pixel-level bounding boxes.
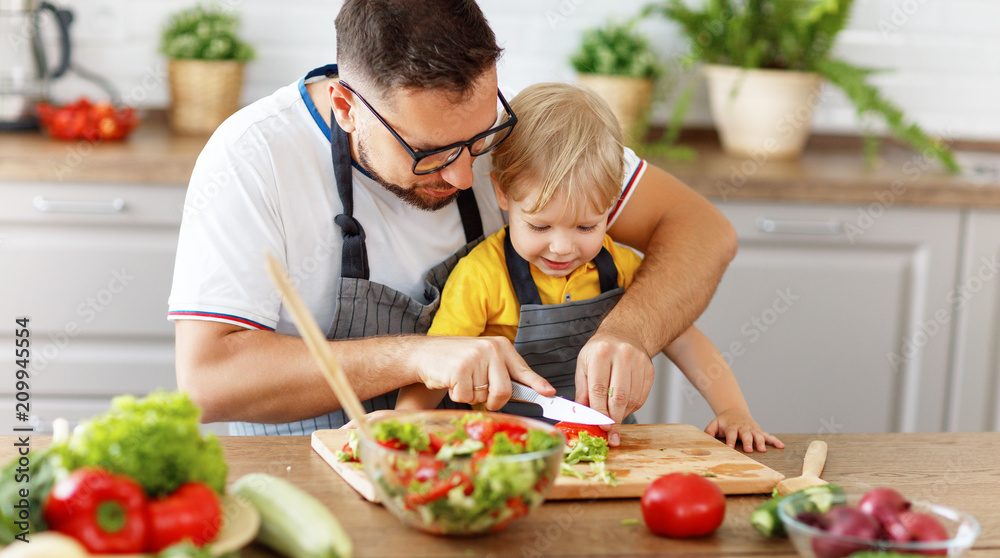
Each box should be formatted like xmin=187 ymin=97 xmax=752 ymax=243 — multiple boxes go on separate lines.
xmin=491 ymin=82 xmax=624 ymax=216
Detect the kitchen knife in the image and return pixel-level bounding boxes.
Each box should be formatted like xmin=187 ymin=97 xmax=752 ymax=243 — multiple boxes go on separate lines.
xmin=509 ymin=381 xmax=615 ymax=425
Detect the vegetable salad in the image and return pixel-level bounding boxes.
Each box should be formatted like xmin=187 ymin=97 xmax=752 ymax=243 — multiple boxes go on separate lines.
xmin=347 ymin=413 xmax=563 ymax=535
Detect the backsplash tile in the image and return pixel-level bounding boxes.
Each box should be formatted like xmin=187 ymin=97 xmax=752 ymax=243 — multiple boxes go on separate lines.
xmin=48 ymin=0 xmax=998 ymax=141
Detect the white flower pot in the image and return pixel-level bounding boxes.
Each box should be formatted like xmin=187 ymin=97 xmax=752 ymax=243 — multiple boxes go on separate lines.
xmin=703 ymin=64 xmax=824 ymax=159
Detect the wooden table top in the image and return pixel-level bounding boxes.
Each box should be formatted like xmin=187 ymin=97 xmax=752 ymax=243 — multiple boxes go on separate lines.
xmin=6 ymin=431 xmax=994 ymax=557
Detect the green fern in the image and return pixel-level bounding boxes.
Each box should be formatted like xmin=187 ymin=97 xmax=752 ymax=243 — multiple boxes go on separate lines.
xmin=160 ymin=4 xmax=255 ymax=62
xmin=570 ymin=20 xmax=663 ymax=79
xmin=645 ymin=0 xmax=958 ymax=172
xmin=816 ymin=59 xmax=959 ymax=172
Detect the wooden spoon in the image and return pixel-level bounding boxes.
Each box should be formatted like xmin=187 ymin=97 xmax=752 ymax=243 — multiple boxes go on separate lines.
xmin=775 ymin=440 xmax=829 ymax=495
xmin=264 ymin=251 xmax=373 ymax=441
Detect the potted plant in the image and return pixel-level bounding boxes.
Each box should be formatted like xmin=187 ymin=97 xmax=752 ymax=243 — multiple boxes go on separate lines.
xmin=160 ymin=4 xmax=255 ymax=135
xmin=570 ymin=20 xmax=663 ymax=145
xmin=644 ymin=0 xmax=958 ymax=171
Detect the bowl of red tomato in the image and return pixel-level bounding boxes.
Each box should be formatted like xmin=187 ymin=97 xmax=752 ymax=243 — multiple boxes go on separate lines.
xmin=358 ymin=410 xmax=565 ymax=536
xmin=36 ymin=98 xmax=139 ymax=141
xmin=777 ymin=487 xmax=980 ymax=557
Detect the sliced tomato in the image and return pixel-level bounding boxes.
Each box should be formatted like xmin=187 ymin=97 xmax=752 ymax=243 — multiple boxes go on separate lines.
xmin=554 ymin=421 xmax=609 ymax=446
xmin=463 ymin=419 xmax=499 ymax=442
xmin=339 ymin=441 xmax=358 ymax=462
xmin=377 ymin=438 xmax=404 ymax=450
xmin=404 ymin=471 xmax=471 ymax=508
xmin=495 ymin=421 xmax=528 ymax=444
xmin=428 ymin=433 xmax=447 ymax=453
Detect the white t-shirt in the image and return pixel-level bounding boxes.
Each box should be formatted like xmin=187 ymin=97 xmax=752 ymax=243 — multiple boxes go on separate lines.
xmin=168 ymin=69 xmax=647 ymax=335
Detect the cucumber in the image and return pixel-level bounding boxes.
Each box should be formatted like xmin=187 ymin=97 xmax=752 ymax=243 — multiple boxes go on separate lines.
xmin=231 ymin=473 xmax=352 ymax=558
xmin=750 ymin=484 xmax=843 ymax=538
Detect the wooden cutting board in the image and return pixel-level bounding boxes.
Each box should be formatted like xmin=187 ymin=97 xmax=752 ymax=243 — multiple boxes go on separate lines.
xmin=311 ymin=423 xmax=784 ymax=501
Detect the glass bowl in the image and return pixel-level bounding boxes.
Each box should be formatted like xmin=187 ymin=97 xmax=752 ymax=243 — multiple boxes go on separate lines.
xmin=777 ymin=490 xmax=980 ymax=557
xmin=358 ymin=410 xmax=565 ymax=536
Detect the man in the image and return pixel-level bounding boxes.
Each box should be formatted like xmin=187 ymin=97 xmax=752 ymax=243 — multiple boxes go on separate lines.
xmin=169 ymin=0 xmax=736 ymax=444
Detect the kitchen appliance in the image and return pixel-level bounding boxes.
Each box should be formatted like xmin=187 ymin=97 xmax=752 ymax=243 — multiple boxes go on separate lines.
xmin=0 ymin=0 xmax=72 ymax=130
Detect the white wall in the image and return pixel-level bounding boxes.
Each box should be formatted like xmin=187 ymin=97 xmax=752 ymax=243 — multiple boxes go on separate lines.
xmin=49 ymin=0 xmax=1000 ymax=141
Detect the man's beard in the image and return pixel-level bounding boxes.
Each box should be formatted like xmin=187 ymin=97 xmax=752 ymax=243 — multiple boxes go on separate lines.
xmin=356 ymin=137 xmax=460 ymax=212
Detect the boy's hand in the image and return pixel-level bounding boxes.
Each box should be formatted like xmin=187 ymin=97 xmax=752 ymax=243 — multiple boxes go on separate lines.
xmin=704 ymin=410 xmax=785 ymax=453
xmin=574 ymin=331 xmax=655 ymax=447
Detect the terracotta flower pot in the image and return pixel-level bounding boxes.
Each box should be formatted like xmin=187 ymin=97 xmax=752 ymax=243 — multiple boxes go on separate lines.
xmin=703 ymin=64 xmax=824 ymax=159
xmin=576 ymin=74 xmax=654 ymax=145
xmin=168 ymin=59 xmax=245 ymax=135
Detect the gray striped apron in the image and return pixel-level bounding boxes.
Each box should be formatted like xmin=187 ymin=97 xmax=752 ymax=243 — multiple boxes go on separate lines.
xmin=497 ymin=229 xmax=628 ymax=423
xmin=230 ymin=101 xmax=483 ymax=435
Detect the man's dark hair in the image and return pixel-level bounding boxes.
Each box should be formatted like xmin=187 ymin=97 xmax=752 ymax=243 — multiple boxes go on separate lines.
xmin=335 ymin=0 xmax=502 ymax=100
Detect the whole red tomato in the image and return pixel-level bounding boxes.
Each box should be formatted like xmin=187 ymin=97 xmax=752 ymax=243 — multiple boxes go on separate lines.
xmin=641 ymin=472 xmax=726 ymax=538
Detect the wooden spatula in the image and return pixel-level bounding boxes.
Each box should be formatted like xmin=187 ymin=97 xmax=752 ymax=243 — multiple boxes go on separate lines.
xmin=775 ymin=440 xmax=828 ymax=495
xmin=264 ymin=251 xmax=373 ymax=441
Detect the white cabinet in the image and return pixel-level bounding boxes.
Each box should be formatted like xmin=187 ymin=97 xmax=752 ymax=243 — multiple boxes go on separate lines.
xmin=948 ymin=209 xmax=1000 ymax=431
xmin=0 ymin=181 xmax=186 ymax=435
xmin=635 ymin=201 xmax=963 ymax=434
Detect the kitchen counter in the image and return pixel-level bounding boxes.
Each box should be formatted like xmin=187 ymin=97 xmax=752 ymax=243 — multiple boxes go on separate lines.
xmin=3 ymin=116 xmax=1000 ymax=208
xmin=647 ymin=133 xmax=1000 ymax=208
xmin=0 ymin=112 xmax=207 ymax=185
xmin=4 ymin=432 xmax=995 ymax=557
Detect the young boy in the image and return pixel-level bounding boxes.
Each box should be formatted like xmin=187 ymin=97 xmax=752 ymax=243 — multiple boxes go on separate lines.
xmin=396 ymin=83 xmax=782 ymax=452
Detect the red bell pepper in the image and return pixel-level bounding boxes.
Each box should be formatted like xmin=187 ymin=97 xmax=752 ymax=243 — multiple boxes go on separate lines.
xmin=43 ymin=467 xmax=148 ymax=554
xmin=146 ymin=482 xmax=222 ymax=552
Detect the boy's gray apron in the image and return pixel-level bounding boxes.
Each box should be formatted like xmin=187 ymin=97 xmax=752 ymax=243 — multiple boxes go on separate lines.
xmin=230 ymin=85 xmax=483 ymax=435
xmin=498 ymin=230 xmax=626 ymax=422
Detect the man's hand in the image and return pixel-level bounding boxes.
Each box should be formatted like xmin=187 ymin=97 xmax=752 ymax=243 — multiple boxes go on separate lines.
xmin=409 ymin=336 xmax=556 ymax=411
xmin=574 ymin=331 xmax=655 ymax=447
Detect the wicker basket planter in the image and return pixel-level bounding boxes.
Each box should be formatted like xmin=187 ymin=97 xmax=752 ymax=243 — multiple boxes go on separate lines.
xmin=168 ymin=59 xmax=245 ymax=135
xmin=576 ymin=74 xmax=653 ymax=146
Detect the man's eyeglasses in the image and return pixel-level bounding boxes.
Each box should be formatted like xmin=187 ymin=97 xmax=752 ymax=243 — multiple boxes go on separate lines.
xmin=339 ymin=80 xmax=517 ymax=176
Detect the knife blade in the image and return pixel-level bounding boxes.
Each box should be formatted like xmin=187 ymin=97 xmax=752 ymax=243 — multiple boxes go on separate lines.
xmin=509 ymin=381 xmax=615 ymax=425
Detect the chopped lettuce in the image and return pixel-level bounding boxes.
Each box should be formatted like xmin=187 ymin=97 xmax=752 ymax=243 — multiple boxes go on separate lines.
xmin=335 ymin=430 xmax=360 ymax=462
xmin=563 ymin=431 xmax=609 ymax=465
xmin=372 ymin=420 xmax=430 ymax=451
xmin=588 ymin=461 xmax=619 ymax=486
xmin=525 ymin=428 xmax=563 ymax=453
xmin=488 ymin=432 xmax=522 ymax=456
xmin=65 ymin=390 xmax=227 ymax=497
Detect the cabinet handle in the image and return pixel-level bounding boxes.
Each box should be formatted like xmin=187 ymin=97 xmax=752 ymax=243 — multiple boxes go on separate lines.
xmin=756 ymin=217 xmax=843 ymax=235
xmin=33 ymin=196 xmax=126 ymax=214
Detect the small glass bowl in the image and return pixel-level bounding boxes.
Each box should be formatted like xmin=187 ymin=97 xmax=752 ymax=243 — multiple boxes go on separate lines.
xmin=777 ymin=490 xmax=980 ymax=557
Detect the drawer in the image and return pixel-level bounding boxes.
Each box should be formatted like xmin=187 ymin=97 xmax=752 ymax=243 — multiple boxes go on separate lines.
xmin=0 ymin=336 xmax=176 ymax=396
xmin=0 ymin=224 xmax=179 ymax=336
xmin=0 ymin=182 xmax=185 ymax=227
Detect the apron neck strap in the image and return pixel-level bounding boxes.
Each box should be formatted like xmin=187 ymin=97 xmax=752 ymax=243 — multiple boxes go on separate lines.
xmin=592 ymin=246 xmax=619 ymax=294
xmin=330 ymin=109 xmax=484 ymax=280
xmin=503 ymin=227 xmax=619 ymax=306
xmin=456 ymin=188 xmax=483 ymax=243
xmin=331 ymin=110 xmax=370 ymax=280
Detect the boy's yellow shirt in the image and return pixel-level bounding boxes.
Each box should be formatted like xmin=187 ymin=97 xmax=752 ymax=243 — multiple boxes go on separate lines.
xmin=428 ymin=228 xmax=643 ymax=343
